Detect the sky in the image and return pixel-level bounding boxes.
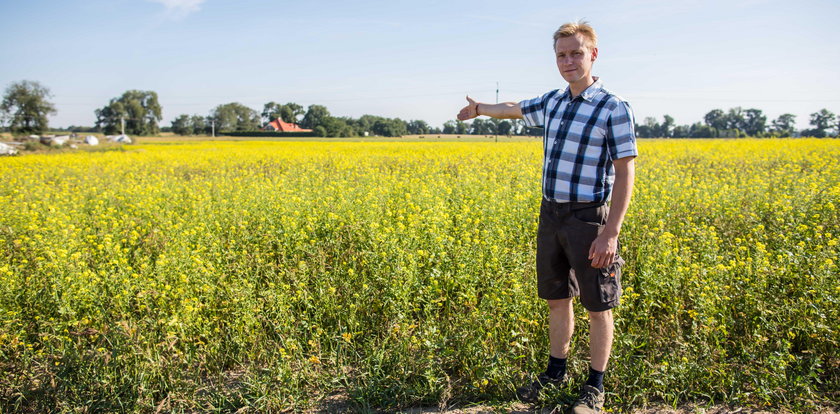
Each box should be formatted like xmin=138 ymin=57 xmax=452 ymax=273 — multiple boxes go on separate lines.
xmin=1 ymin=0 xmax=839 ymax=130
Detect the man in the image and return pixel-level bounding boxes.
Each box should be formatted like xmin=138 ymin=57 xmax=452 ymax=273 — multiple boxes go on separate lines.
xmin=456 ymin=21 xmax=637 ymax=414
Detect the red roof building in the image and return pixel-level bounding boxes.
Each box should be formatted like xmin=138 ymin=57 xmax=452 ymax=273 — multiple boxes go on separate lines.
xmin=263 ymin=118 xmax=312 ymax=132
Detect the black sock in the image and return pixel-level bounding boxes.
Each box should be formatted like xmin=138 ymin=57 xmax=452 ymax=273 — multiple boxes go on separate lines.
xmin=585 ymin=366 xmax=605 ymax=391
xmin=545 ymin=355 xmax=567 ymax=379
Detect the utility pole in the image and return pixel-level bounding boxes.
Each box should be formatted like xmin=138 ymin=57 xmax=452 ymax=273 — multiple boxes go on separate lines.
xmin=120 ymin=116 xmax=125 ymax=136
xmin=495 ymin=82 xmax=499 ymax=142
xmin=211 ymin=120 xmax=215 ymax=137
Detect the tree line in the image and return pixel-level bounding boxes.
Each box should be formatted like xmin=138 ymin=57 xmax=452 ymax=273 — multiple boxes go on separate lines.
xmin=636 ymin=107 xmax=838 ymax=138
xmin=2 ymin=80 xmax=839 ymax=138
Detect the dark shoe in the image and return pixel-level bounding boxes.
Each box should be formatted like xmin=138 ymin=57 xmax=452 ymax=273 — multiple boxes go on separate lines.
xmin=570 ymin=384 xmax=605 ymax=413
xmin=515 ymin=372 xmax=567 ymax=403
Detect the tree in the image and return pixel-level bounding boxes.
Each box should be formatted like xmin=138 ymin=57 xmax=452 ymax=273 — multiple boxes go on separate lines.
xmin=1 ymin=80 xmax=57 ymax=135
xmin=171 ymin=114 xmax=193 ymax=135
xmin=471 ymin=118 xmax=491 ymax=135
xmin=689 ymin=122 xmax=715 ymax=138
xmin=771 ymin=113 xmax=796 ymax=137
xmin=407 ymin=120 xmax=429 ymax=135
xmin=209 ymin=103 xmax=260 ymax=132
xmin=743 ymin=108 xmax=766 ymax=136
xmin=191 ymin=115 xmax=208 ymax=135
xmin=725 ymin=107 xmax=746 ymax=132
xmin=498 ymin=120 xmax=513 ymax=136
xmin=659 ymin=114 xmax=675 ymax=138
xmin=455 ymin=120 xmax=469 ymax=135
xmin=672 ymin=124 xmax=690 ymax=138
xmin=300 ymin=105 xmax=330 ymax=129
xmin=443 ymin=120 xmax=457 ymax=134
xmin=320 ymin=116 xmax=356 ymax=137
xmin=372 ymin=118 xmax=407 ymax=137
xmin=262 ymin=102 xmax=305 ymax=125
xmin=95 ymin=90 xmax=162 ymax=135
xmin=805 ymin=109 xmax=836 ymax=137
xmin=279 ymin=103 xmax=304 ymax=124
xmin=261 ymin=102 xmax=283 ymax=125
xmin=703 ymin=109 xmax=727 ymax=131
xmin=636 ymin=117 xmax=659 ymax=138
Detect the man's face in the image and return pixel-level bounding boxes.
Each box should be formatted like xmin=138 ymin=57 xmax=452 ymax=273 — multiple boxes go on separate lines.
xmin=554 ymin=34 xmax=598 ymax=84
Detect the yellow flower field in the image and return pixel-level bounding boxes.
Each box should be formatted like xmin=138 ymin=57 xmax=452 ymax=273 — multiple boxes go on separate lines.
xmin=0 ymin=138 xmax=838 ymax=412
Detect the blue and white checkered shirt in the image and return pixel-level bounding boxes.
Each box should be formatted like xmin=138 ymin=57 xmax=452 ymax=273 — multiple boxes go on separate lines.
xmin=520 ymin=78 xmax=638 ymax=203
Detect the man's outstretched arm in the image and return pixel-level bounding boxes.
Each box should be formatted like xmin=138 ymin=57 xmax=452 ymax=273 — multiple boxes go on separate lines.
xmin=457 ymin=96 xmax=524 ymax=121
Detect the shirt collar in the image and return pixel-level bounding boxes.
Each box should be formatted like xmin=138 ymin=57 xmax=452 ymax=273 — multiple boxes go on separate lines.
xmin=559 ymin=77 xmax=603 ymax=102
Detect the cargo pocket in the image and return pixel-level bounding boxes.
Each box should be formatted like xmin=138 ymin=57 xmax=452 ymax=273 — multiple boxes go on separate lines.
xmin=599 ymin=255 xmax=624 ymax=303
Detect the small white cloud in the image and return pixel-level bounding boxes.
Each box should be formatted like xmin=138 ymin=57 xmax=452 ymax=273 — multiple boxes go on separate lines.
xmin=147 ymin=0 xmax=205 ymax=17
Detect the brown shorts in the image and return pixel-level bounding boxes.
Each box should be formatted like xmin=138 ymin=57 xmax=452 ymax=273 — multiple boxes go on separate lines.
xmin=536 ymin=199 xmax=624 ymax=312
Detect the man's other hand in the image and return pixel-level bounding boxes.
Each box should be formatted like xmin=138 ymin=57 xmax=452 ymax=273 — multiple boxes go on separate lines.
xmin=457 ymin=96 xmax=479 ymax=120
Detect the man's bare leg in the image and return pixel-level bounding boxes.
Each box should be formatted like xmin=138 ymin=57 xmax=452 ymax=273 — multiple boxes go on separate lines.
xmin=588 ymin=309 xmax=614 ymax=371
xmin=548 ymin=298 xmax=574 ymax=358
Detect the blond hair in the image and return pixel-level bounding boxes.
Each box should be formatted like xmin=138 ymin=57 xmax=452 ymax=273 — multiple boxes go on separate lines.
xmin=553 ymin=20 xmax=598 ymax=50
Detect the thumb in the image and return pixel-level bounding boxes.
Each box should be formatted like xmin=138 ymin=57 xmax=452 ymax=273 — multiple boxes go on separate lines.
xmin=466 ymin=95 xmax=476 ymax=105
xmin=588 ymin=240 xmax=596 ymax=260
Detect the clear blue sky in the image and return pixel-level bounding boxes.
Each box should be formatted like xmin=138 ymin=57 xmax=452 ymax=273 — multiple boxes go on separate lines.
xmin=2 ymin=0 xmax=839 ymax=130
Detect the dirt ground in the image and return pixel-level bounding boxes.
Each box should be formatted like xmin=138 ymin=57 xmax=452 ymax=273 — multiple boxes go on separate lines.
xmin=308 ymin=395 xmax=838 ymax=414
xmin=394 ymin=404 xmax=837 ymax=413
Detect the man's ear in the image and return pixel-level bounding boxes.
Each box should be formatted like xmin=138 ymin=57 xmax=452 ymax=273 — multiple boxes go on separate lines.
xmin=591 ymin=47 xmax=599 ymax=61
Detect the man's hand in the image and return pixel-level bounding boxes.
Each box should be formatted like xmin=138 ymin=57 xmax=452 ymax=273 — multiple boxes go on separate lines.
xmin=457 ymin=96 xmax=479 ymax=121
xmin=587 ymin=157 xmax=635 ymax=269
xmin=588 ymin=230 xmax=618 ymax=269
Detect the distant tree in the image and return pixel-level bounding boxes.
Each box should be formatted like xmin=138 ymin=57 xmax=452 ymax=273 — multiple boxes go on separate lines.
xmin=279 ymin=103 xmax=304 ymax=124
xmin=703 ymin=109 xmax=727 ymax=132
xmin=209 ymin=102 xmax=260 ymax=132
xmin=455 ymin=120 xmax=469 ymax=135
xmin=407 ymin=119 xmax=429 ymax=135
xmin=1 ymin=80 xmax=57 ymax=135
xmin=313 ymin=125 xmax=327 ymax=137
xmin=320 ymin=116 xmax=356 ymax=137
xmin=171 ymin=114 xmax=193 ymax=135
xmin=725 ymin=107 xmax=746 ymax=132
xmin=498 ymin=120 xmax=512 ymax=136
xmin=191 ymin=115 xmax=208 ymax=135
xmin=372 ymin=118 xmax=407 ymax=137
xmin=95 ymin=90 xmax=162 ymax=135
xmin=672 ymin=124 xmax=691 ymax=138
xmin=743 ymin=108 xmax=766 ymax=136
xmin=689 ymin=122 xmax=715 ymax=138
xmin=357 ymin=115 xmax=382 ymax=135
xmin=443 ymin=120 xmax=457 ymax=134
xmin=636 ymin=116 xmax=659 ymax=138
xmin=771 ymin=113 xmax=796 ymax=137
xmin=486 ymin=118 xmax=500 ymax=135
xmin=471 ymin=118 xmax=490 ymax=135
xmin=261 ymin=102 xmax=283 ymax=125
xmin=659 ymin=114 xmax=675 ymax=138
xmin=805 ymin=109 xmax=836 ymax=137
xmin=301 ymin=104 xmax=330 ymax=129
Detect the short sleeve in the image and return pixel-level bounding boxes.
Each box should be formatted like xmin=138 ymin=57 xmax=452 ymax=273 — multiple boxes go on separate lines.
xmin=606 ymin=101 xmax=638 ymax=160
xmin=519 ymin=91 xmax=554 ymax=128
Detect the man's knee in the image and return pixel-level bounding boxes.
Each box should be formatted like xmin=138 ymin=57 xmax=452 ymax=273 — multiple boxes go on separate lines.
xmin=547 ymin=297 xmax=573 ymax=311
xmin=588 ymin=309 xmax=613 ymax=322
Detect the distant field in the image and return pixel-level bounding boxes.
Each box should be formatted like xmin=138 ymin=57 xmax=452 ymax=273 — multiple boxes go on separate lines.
xmin=0 ymin=139 xmax=837 ymax=412
xmin=135 ymin=133 xmax=542 ymax=143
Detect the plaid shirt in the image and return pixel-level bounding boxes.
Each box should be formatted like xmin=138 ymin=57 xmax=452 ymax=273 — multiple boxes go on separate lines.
xmin=520 ymin=78 xmax=637 ymax=203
